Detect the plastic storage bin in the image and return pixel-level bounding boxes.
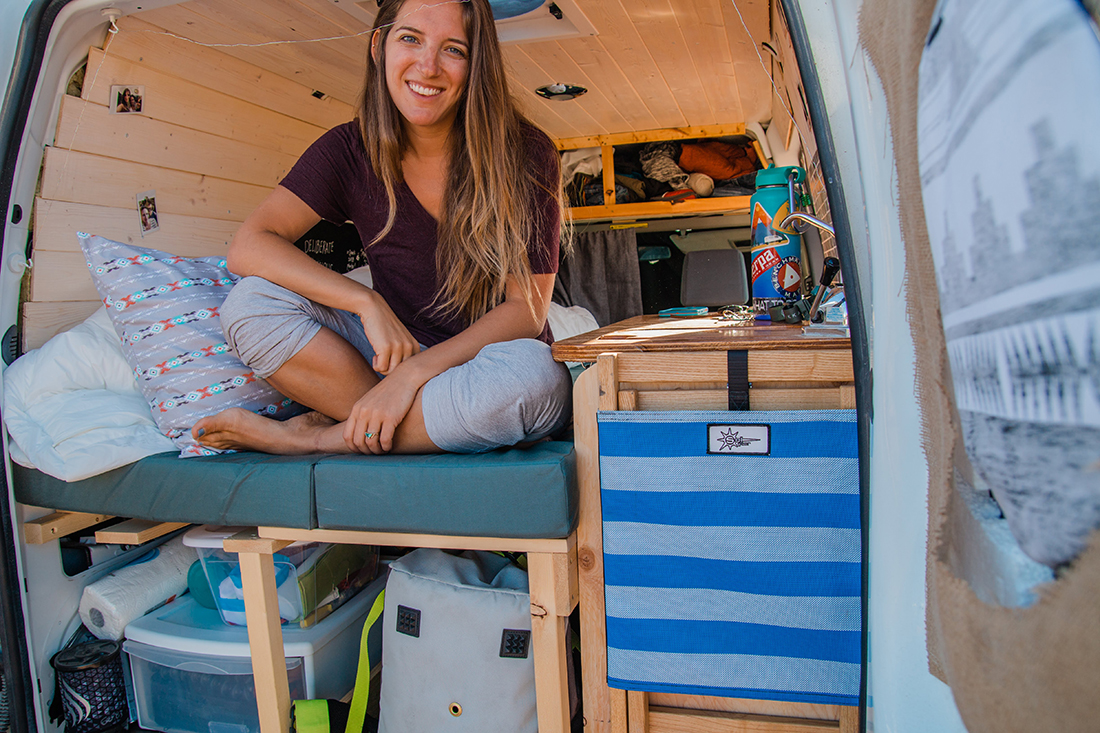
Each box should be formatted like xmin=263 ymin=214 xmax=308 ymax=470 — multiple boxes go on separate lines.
xmin=123 ymin=573 xmax=385 ymax=733
xmin=183 ymin=525 xmax=377 ymax=627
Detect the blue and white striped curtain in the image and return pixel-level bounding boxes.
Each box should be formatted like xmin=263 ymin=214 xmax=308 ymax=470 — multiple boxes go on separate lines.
xmin=598 ymin=409 xmax=861 ymax=705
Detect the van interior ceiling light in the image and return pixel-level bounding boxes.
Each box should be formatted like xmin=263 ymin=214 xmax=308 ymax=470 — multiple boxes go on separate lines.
xmin=535 ymin=83 xmax=587 ymax=100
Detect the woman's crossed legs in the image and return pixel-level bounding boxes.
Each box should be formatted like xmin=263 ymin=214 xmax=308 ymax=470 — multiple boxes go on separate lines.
xmin=192 ymin=277 xmax=572 ymax=455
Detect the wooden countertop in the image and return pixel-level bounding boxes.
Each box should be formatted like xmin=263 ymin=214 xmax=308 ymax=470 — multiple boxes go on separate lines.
xmin=551 ymin=315 xmax=851 ymax=363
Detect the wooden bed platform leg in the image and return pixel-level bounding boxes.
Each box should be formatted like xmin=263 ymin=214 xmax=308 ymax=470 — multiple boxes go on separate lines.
xmin=529 ymin=549 xmax=579 ymax=733
xmin=531 ymin=611 xmax=570 ymax=733
xmin=238 ymin=550 xmax=291 ymax=733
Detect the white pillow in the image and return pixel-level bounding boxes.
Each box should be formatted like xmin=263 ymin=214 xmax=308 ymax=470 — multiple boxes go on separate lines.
xmin=3 ymin=307 xmax=176 ymax=481
xmin=546 ymin=302 xmax=599 ymax=368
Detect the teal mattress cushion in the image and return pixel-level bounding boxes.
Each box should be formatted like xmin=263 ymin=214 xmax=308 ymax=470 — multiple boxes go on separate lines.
xmin=313 ymin=441 xmax=577 ymax=539
xmin=13 ymin=452 xmax=317 ymax=528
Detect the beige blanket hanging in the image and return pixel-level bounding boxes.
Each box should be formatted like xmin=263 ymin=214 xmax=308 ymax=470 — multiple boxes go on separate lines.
xmin=858 ymin=0 xmax=1100 ymax=730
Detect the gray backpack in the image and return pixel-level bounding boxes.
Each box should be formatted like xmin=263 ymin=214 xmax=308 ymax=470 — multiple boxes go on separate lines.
xmin=378 ymin=549 xmax=537 ymax=733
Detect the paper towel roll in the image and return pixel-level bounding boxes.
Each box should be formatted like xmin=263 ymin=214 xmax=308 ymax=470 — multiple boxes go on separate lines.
xmin=79 ymin=536 xmax=198 ymax=640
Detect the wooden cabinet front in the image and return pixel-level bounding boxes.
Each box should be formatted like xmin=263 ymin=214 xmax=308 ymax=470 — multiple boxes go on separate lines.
xmin=554 ymin=316 xmax=859 ymax=733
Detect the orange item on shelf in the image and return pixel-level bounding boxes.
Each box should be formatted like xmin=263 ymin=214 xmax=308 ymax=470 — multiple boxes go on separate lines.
xmin=679 ymin=141 xmax=759 ymax=180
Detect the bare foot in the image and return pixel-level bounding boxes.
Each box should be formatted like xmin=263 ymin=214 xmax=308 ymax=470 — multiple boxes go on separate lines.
xmin=192 ymin=409 xmax=351 ymax=455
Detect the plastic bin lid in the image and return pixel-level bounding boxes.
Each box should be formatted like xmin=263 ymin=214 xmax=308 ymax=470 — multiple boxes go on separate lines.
xmin=123 ymin=640 xmax=304 ymax=675
xmin=182 ymin=525 xmax=244 ymax=549
xmin=754 ymin=165 xmax=806 ymax=187
xmin=51 ymin=640 xmax=121 ymax=672
xmin=123 ymin=573 xmax=386 ymax=658
xmin=182 ymin=525 xmax=310 ymax=549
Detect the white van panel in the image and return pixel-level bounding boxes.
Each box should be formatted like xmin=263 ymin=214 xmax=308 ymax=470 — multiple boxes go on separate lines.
xmin=802 ymin=1 xmax=965 ymax=731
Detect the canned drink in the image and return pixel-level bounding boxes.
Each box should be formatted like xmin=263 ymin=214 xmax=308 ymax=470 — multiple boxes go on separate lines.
xmin=749 ymin=166 xmax=806 ymax=315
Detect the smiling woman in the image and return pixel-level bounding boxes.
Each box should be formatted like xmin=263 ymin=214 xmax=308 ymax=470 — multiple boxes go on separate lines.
xmin=377 ymin=1 xmax=470 ymax=148
xmin=189 ymin=0 xmax=572 ymax=458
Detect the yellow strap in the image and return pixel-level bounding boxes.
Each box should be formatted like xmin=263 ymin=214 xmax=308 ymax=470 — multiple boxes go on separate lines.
xmin=344 ymin=589 xmax=386 ymax=733
xmin=291 ymin=699 xmax=330 ymax=733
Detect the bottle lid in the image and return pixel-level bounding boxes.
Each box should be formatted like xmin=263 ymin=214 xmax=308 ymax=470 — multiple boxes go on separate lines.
xmin=51 ymin=640 xmax=121 ymax=672
xmin=755 ymin=166 xmax=806 ymax=187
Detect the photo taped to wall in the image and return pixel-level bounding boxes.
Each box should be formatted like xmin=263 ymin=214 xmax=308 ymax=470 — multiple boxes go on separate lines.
xmin=137 ymin=190 xmax=159 ymax=236
xmin=110 ymin=84 xmax=143 ymax=114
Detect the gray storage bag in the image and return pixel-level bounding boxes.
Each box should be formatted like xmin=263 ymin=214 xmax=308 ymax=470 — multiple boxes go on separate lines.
xmin=378 ymin=549 xmax=536 ymax=733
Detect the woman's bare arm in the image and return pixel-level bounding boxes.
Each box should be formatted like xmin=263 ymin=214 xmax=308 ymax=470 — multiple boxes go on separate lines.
xmin=229 ymin=186 xmax=366 ymax=311
xmin=229 ymin=186 xmax=420 ymax=373
xmin=342 ymin=272 xmax=556 ymax=453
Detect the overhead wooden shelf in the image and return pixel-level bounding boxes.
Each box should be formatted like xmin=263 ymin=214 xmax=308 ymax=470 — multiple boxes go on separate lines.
xmin=558 ymin=125 xmax=757 ymax=223
xmin=555 ymin=124 xmax=749 ymax=151
xmin=567 ymin=195 xmax=751 ymax=222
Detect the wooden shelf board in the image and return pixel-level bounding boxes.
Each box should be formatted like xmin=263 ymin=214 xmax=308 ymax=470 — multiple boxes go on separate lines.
xmin=94 ymin=519 xmax=190 ymax=545
xmin=648 ymin=705 xmax=840 ymax=733
xmin=25 ymin=511 xmax=114 ymax=545
xmin=556 ymin=125 xmax=749 ymax=151
xmin=568 ymin=196 xmax=750 ymax=222
xmin=257 ymin=527 xmax=573 ymax=554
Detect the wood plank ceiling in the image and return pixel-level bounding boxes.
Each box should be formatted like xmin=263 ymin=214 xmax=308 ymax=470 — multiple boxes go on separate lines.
xmin=130 ymin=0 xmax=774 ymax=140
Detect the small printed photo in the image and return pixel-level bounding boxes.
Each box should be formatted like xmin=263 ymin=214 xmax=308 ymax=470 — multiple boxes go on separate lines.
xmin=110 ymin=85 xmax=144 ymax=114
xmin=137 ymin=190 xmax=159 ymax=236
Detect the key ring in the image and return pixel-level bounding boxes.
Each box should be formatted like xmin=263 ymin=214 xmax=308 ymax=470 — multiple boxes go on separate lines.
xmin=717 ymin=305 xmax=754 ymax=322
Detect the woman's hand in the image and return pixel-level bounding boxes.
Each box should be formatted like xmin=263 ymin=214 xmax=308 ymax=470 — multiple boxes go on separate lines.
xmin=356 ymin=291 xmax=421 ymax=375
xmin=342 ymin=366 xmax=422 ymax=454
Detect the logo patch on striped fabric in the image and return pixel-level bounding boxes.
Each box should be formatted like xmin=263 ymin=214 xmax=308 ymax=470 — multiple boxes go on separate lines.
xmin=707 ymin=423 xmax=770 ymax=455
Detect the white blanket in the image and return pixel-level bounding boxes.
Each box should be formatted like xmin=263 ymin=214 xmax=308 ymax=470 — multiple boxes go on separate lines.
xmin=3 ymin=308 xmax=174 ymax=481
xmin=3 ymin=301 xmax=599 ymax=482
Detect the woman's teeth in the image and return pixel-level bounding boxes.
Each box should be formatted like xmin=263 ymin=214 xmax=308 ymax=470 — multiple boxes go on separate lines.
xmin=408 ymin=82 xmax=441 ymax=96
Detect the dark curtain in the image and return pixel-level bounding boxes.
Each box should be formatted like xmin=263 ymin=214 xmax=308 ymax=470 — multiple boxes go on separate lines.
xmin=553 ymin=230 xmax=642 ymax=327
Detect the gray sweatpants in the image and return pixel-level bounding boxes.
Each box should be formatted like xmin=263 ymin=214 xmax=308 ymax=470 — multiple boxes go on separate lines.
xmin=219 ymin=277 xmax=573 ymax=453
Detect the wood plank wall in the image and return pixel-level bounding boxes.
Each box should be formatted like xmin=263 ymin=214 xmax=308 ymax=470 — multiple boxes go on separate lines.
xmin=24 ymin=16 xmax=355 ymax=350
xmin=23 ymin=0 xmax=781 ymax=349
xmin=122 ymin=0 xmax=772 ymax=145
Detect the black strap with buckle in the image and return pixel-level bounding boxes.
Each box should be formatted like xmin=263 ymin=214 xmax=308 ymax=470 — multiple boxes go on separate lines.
xmin=727 ymin=349 xmax=750 ymax=411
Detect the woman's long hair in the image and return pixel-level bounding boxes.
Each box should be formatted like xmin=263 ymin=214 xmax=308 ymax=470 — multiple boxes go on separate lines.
xmin=359 ymin=0 xmax=564 ymax=324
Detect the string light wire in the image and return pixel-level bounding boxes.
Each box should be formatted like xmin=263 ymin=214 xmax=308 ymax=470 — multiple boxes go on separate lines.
xmin=726 ymin=0 xmax=812 ymax=155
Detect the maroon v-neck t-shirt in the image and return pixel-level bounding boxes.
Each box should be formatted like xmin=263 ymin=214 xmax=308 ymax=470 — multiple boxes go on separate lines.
xmin=279 ymin=121 xmax=561 ymax=347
